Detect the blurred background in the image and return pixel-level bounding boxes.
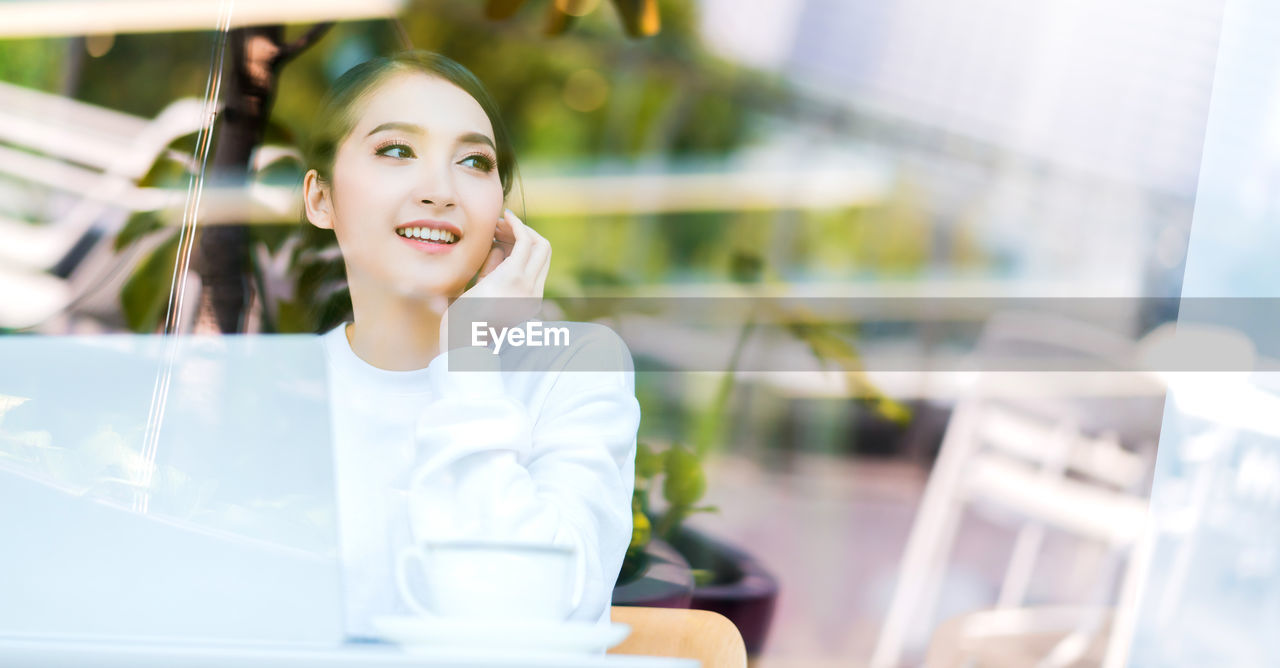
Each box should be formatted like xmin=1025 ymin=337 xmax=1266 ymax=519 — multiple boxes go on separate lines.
xmin=4 ymin=0 xmax=1279 ymax=666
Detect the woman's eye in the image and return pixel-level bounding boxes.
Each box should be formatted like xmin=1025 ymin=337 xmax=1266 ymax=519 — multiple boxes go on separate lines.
xmin=460 ymin=153 xmax=496 ymax=172
xmin=375 ymin=142 xmax=415 ymax=159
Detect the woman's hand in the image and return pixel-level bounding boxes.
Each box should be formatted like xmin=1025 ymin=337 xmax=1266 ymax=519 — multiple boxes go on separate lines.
xmin=439 ymin=209 xmax=550 ymax=351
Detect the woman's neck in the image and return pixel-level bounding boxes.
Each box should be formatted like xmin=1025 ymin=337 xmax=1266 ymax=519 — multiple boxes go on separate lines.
xmin=345 ymin=290 xmax=448 ymax=371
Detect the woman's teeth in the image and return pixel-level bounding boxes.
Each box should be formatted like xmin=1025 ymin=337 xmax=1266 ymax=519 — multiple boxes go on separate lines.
xmin=397 ymin=227 xmax=457 ymax=244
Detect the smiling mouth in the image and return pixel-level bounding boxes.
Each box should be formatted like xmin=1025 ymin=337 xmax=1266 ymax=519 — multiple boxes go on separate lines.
xmin=396 ymin=226 xmax=459 ymax=244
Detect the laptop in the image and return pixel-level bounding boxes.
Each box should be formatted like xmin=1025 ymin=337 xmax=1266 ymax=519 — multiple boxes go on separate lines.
xmin=0 ymin=334 xmax=345 ymax=647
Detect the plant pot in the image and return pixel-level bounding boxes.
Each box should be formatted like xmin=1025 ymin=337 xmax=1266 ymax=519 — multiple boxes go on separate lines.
xmin=669 ymin=527 xmax=778 ymax=657
xmin=611 ymin=538 xmax=694 ymax=609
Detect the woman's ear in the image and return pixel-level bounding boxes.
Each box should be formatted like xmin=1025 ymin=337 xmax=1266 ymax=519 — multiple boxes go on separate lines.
xmin=302 ymin=169 xmax=334 ymax=230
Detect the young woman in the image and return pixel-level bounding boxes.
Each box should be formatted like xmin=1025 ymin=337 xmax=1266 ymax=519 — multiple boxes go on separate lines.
xmin=301 ymin=51 xmax=639 ymax=636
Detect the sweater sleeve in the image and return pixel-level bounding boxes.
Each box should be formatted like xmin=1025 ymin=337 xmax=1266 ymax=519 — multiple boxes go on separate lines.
xmin=408 ymin=324 xmax=639 ymax=623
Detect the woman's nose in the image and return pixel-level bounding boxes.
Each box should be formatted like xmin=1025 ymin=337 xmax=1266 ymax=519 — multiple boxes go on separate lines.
xmin=413 ymin=163 xmax=457 ymax=208
xmin=419 ymin=191 xmax=455 ymax=207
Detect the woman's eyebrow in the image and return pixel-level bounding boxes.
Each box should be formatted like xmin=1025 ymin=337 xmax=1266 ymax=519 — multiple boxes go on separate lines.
xmin=458 ymin=132 xmax=496 ymax=151
xmin=364 ymin=123 xmax=495 ymax=151
xmin=365 ymin=121 xmax=425 ymax=137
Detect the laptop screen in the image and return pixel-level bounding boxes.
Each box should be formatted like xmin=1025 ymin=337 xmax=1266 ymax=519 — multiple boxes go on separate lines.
xmin=0 ymin=335 xmax=345 ymax=646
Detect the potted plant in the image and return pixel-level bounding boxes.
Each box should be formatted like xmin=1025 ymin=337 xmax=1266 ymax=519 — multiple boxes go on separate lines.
xmin=610 ymin=441 xmax=703 ymax=610
xmin=611 ymin=436 xmax=780 ymax=656
xmin=609 ymin=251 xmax=911 ymax=656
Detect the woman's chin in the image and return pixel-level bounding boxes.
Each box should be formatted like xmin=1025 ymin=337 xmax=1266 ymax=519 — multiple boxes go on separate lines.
xmin=390 ymin=278 xmax=468 ymax=304
xmin=354 ymin=265 xmax=476 ymax=307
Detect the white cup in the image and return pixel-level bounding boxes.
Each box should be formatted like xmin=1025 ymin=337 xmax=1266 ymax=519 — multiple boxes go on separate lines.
xmin=395 ymin=539 xmax=583 ymax=621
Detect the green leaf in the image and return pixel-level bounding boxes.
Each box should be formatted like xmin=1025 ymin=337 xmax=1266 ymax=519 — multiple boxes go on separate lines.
xmin=136 ymin=152 xmax=192 ymax=189
xmin=662 ymin=446 xmax=706 ymax=508
xmin=255 ymin=153 xmax=304 ymax=187
xmin=272 ymin=299 xmax=313 ymax=334
xmin=728 ymin=250 xmax=763 ymax=284
xmin=261 ymin=118 xmax=298 ymax=147
xmin=635 ymin=441 xmax=663 ymax=479
xmin=120 ymin=234 xmax=180 ymax=333
xmin=618 ymin=545 xmax=649 ymax=585
xmin=691 ymin=568 xmax=716 ymax=587
xmin=165 ymin=131 xmax=200 ymax=158
xmin=875 ymin=397 xmax=913 ymax=425
xmin=629 ymin=509 xmax=651 ymax=551
xmin=691 ymin=317 xmax=755 ymax=457
xmin=113 ymin=211 xmax=166 ymax=251
xmin=250 ymin=224 xmax=298 ymax=255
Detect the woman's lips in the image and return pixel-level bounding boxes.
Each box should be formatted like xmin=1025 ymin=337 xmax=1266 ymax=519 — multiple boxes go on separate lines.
xmin=395 ymin=222 xmax=461 ymax=254
xmin=396 ymin=234 xmax=457 ymax=254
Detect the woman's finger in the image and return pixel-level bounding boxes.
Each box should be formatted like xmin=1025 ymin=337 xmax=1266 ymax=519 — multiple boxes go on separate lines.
xmin=532 ymin=246 xmax=550 ymax=298
xmin=504 ymin=208 xmax=534 ymax=269
xmin=525 ymin=232 xmax=551 ymax=286
xmin=477 ymin=243 xmax=507 ymax=280
xmin=492 ymin=210 xmax=517 ymax=246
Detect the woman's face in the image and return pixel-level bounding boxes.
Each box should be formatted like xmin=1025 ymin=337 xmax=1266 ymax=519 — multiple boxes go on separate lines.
xmin=310 ymin=71 xmax=505 ymax=301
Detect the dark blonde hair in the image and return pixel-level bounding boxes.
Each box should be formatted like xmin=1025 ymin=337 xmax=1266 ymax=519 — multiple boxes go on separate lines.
xmin=304 ymin=50 xmax=516 ymax=197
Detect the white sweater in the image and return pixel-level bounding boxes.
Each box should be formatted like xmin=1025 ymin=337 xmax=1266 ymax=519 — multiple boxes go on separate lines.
xmin=321 ymin=321 xmax=639 ymax=637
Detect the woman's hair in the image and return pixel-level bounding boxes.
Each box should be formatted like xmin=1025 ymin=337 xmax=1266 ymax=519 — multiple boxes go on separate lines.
xmin=304 ymin=50 xmax=517 ymax=197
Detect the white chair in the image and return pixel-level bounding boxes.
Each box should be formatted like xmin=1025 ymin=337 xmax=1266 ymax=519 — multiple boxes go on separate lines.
xmin=0 ymin=79 xmax=205 ymax=273
xmin=0 ymin=81 xmax=207 ymax=331
xmin=870 ymin=311 xmax=1162 ymax=668
xmin=0 ymin=81 xmax=302 ymax=331
xmin=923 ymin=606 xmax=1114 ymax=668
xmin=1113 ymin=323 xmax=1275 ymax=666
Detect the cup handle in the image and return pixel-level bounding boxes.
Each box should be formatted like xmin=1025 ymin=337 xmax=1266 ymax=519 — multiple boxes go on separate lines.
xmin=395 ymin=546 xmax=434 ymax=618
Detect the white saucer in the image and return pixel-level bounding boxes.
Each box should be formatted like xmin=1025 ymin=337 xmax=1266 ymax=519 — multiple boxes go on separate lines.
xmin=370 ymin=616 xmax=631 ymax=654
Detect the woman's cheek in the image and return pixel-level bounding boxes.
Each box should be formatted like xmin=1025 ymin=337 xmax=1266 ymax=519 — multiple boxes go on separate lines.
xmin=463 ymin=184 xmax=504 ymax=249
xmin=463 ymin=178 xmax=504 ymax=219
